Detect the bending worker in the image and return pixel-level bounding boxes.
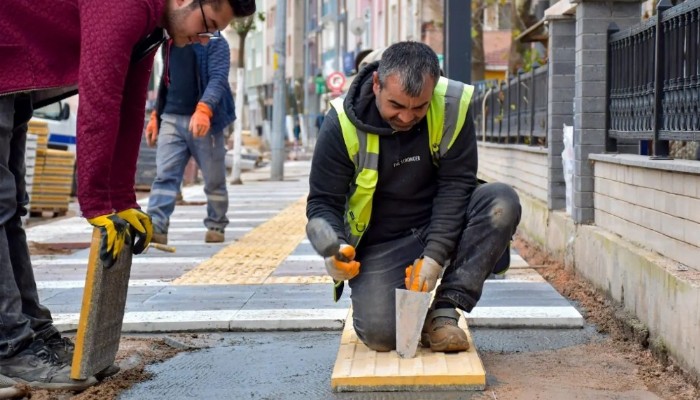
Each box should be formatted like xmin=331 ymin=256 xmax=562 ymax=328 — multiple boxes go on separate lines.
xmin=306 ymin=41 xmax=521 ymax=352
xmin=0 ymin=0 xmax=255 ymax=390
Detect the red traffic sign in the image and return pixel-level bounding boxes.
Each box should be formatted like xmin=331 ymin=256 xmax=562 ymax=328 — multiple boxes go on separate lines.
xmin=326 ymin=72 xmax=346 ymax=92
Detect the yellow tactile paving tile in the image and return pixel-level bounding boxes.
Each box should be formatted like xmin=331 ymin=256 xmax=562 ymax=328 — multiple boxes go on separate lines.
xmin=331 ymin=309 xmax=486 ymax=392
xmin=173 ymin=198 xmax=309 ymax=285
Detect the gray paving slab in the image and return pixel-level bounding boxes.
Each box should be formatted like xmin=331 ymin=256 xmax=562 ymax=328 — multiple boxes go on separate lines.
xmin=478 ymin=282 xmax=573 ymax=307
xmin=272 ymin=260 xmax=326 ymax=276
xmin=240 ymin=284 xmax=351 ymax=310
xmin=138 ymin=285 xmax=258 ymax=312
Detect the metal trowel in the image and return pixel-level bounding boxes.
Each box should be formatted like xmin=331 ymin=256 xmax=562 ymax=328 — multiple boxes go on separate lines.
xmin=395 ymin=265 xmax=432 ymax=358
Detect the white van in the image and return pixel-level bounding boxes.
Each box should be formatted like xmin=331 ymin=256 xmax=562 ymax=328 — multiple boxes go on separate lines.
xmin=32 ymin=96 xmax=78 ymax=153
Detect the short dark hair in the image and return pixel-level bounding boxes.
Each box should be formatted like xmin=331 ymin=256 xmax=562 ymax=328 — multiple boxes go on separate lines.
xmin=228 ymin=0 xmax=256 ymax=17
xmin=377 ymin=41 xmax=440 ymax=97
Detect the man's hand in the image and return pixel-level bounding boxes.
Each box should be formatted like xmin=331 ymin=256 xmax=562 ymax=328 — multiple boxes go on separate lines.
xmin=87 ymin=214 xmax=130 ymax=268
xmin=189 ymin=102 xmax=213 ymax=137
xmin=145 ymin=110 xmax=158 ymax=147
xmin=405 ymin=256 xmax=442 ymax=292
xmin=324 ymin=244 xmax=361 ymax=281
xmin=116 ymin=208 xmax=153 ymax=255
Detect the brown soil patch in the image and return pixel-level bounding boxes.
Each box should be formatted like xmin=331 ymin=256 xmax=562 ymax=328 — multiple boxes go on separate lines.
xmin=27 ymin=242 xmax=88 ymax=256
xmin=487 ymin=234 xmax=699 ymax=400
xmin=26 ymin=337 xmax=185 ymax=400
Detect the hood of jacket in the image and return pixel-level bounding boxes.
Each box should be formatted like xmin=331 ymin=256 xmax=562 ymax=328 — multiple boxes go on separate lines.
xmin=342 ymin=61 xmax=396 ymax=136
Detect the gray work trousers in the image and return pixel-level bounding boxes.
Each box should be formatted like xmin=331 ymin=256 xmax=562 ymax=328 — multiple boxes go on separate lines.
xmin=348 ymin=182 xmax=521 ymax=351
xmin=0 ymin=94 xmax=57 ymax=359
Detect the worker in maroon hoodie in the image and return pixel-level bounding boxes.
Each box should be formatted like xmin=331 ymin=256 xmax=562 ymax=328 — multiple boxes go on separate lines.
xmin=0 ymin=0 xmax=255 ymax=391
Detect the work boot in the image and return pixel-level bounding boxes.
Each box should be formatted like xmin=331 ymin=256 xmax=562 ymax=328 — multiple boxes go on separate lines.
xmin=0 ymin=340 xmax=97 ymax=391
xmin=151 ymin=231 xmax=168 ymax=245
xmin=420 ymin=308 xmax=470 ymax=352
xmin=205 ymin=228 xmax=224 ymax=243
xmin=44 ymin=334 xmax=120 ymax=381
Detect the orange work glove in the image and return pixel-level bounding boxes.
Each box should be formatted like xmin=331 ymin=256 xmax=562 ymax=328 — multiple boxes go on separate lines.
xmin=324 ymin=244 xmax=361 ymax=281
xmin=405 ymin=256 xmax=442 ymax=292
xmin=145 ymin=110 xmax=158 ymax=147
xmin=189 ymin=102 xmax=213 ymax=138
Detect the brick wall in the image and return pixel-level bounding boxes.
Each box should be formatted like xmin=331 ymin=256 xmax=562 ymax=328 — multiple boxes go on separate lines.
xmin=477 ymin=143 xmax=549 ymax=202
xmin=593 ymin=157 xmax=700 ymax=269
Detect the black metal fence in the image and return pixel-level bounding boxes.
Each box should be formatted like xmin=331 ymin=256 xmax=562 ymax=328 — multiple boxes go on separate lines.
xmin=471 ymin=64 xmax=549 ymax=147
xmin=607 ymin=0 xmax=700 ymax=158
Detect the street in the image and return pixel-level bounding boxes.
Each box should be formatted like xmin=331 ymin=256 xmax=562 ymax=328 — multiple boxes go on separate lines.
xmin=19 ymin=161 xmax=698 ymax=400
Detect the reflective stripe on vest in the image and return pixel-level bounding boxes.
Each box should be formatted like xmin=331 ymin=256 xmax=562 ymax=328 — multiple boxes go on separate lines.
xmin=331 ymin=77 xmax=474 ymax=247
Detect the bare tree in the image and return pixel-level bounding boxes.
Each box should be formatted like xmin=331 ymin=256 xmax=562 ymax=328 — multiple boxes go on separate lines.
xmin=508 ymin=0 xmax=537 ymax=74
xmin=230 ymin=12 xmax=265 ymax=69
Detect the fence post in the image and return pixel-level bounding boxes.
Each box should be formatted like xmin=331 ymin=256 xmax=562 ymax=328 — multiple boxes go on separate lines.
xmin=506 ymin=78 xmax=511 ymax=143
xmin=652 ymin=0 xmax=672 ymax=159
xmin=530 ymin=63 xmax=539 ymax=145
xmin=606 ymin=23 xmax=620 ymax=153
xmin=517 ymin=69 xmax=523 ymax=143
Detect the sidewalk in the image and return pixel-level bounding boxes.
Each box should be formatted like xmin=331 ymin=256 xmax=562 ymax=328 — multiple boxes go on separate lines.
xmin=27 ymin=160 xmax=583 ymax=333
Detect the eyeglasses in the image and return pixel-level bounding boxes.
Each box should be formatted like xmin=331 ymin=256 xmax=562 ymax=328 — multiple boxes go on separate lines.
xmin=197 ymin=0 xmax=220 ymax=39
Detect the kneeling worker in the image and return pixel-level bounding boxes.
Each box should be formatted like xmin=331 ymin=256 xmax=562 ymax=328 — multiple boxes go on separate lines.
xmin=306 ymin=41 xmax=521 ymax=352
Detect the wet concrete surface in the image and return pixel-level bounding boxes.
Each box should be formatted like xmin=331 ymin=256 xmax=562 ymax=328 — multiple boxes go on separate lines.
xmin=120 ymin=326 xmax=604 ymax=400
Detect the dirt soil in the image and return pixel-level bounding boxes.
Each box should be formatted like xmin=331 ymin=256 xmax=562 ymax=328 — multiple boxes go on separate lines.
xmin=469 ymin=235 xmax=699 ymax=400
xmin=25 ymin=338 xmax=185 ymax=400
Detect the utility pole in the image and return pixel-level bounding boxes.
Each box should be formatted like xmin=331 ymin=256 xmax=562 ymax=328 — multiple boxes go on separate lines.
xmin=302 ymin=0 xmax=311 ymax=149
xmin=271 ymin=0 xmax=287 ymax=181
xmin=444 ymin=0 xmax=471 ymax=84
xmin=335 ymin=0 xmax=342 ymax=73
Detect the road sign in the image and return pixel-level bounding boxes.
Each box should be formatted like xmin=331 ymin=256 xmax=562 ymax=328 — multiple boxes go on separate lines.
xmin=326 ymin=72 xmax=346 ymax=93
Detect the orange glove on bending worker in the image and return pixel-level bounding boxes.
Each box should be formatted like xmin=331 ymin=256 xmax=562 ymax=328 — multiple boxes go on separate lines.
xmin=189 ymin=102 xmax=213 ymax=137
xmin=145 ymin=110 xmax=158 ymax=147
xmin=324 ymin=244 xmax=361 ymax=281
xmin=405 ymin=256 xmax=442 ymax=292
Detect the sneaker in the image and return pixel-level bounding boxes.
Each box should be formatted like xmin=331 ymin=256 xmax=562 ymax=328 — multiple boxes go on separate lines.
xmin=420 ymin=308 xmax=470 ymax=352
xmin=205 ymin=228 xmax=224 ymax=243
xmin=0 ymin=340 xmax=97 ymax=391
xmin=44 ymin=334 xmax=120 ymax=381
xmin=152 ymin=231 xmax=168 ymax=245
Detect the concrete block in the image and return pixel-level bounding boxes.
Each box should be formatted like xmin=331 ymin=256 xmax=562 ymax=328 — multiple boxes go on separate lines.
xmin=575 ymin=144 xmax=606 ymax=159
xmin=574 ymin=97 xmax=607 ymax=113
xmin=548 ymin=87 xmax=575 ymax=102
xmin=576 ymin=18 xmax=624 ymax=35
xmin=573 ymin=206 xmax=595 ymax=223
xmin=575 ymin=49 xmax=607 ymax=68
xmin=551 ymin=114 xmax=574 ymax=128
xmin=575 ymin=159 xmax=595 ymax=177
xmin=550 ymin=19 xmax=577 ymax=36
xmin=576 ymin=115 xmax=607 ymax=130
xmin=576 ymin=3 xmax=616 ymax=19
xmin=549 ymin=48 xmax=576 ymax=64
xmin=575 ymin=175 xmax=596 ymax=192
xmin=549 ymin=102 xmax=576 ymax=116
xmin=551 ymin=75 xmax=576 ymax=88
xmin=575 ymin=80 xmax=606 ymax=97
xmin=576 ymin=33 xmax=609 ymax=51
xmin=578 ymin=64 xmax=608 ymax=81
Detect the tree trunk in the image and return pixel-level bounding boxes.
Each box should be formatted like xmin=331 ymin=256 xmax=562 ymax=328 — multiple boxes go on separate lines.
xmin=238 ymin=31 xmax=248 ymax=69
xmin=508 ymin=0 xmax=536 ymax=74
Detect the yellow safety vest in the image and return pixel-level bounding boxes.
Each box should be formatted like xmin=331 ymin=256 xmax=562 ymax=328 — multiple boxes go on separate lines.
xmin=330 ymin=76 xmax=474 ymax=248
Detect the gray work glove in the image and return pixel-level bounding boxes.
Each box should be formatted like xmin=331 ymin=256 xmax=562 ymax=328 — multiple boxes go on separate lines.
xmin=324 ymin=244 xmax=361 ymax=281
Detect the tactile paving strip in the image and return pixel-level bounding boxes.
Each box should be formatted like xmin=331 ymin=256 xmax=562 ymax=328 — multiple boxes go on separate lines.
xmin=173 ymin=198 xmax=313 ymax=285
xmin=331 ymin=309 xmax=485 ymax=392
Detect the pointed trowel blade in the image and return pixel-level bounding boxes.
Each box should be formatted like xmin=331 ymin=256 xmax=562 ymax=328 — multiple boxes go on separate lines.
xmin=395 ymin=288 xmax=432 ymax=358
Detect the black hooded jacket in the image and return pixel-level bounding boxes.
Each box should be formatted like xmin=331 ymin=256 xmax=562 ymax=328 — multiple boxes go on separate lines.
xmin=306 ymin=62 xmax=478 ymax=265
